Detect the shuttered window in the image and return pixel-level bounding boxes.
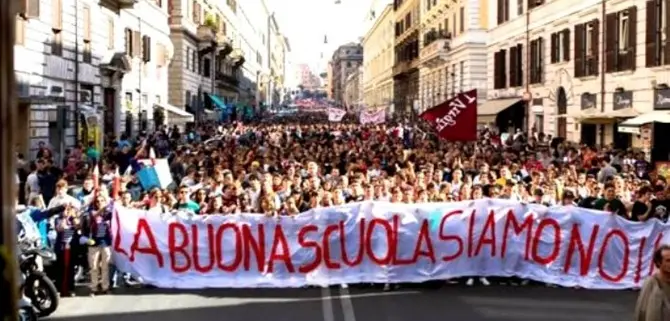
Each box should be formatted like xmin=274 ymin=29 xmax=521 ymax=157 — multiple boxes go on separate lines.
xmin=19 ymin=0 xmax=40 ymax=19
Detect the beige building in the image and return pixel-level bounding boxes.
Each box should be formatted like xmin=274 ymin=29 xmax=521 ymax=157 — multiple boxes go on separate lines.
xmin=167 ymin=0 xmax=244 ymax=120
xmin=344 ymin=67 xmax=364 ymax=108
xmin=392 ymin=0 xmax=420 ymax=116
xmin=486 ymin=0 xmax=670 ymax=157
xmin=331 ymin=43 xmax=364 ymax=103
xmin=362 ymin=4 xmax=395 ymax=110
xmin=418 ymin=0 xmax=489 ymax=113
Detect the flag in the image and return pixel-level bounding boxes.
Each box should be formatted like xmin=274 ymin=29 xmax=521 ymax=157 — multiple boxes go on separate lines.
xmin=112 ymin=167 xmax=121 ymax=199
xmin=327 ymin=108 xmax=346 ymax=122
xmin=92 ymin=163 xmax=100 ymax=198
xmin=149 ymin=148 xmax=157 ymax=166
xmin=420 ymin=89 xmax=478 ymax=141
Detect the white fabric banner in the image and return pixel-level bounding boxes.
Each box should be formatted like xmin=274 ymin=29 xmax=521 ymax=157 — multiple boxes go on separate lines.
xmin=112 ymin=199 xmax=669 ymax=289
xmin=359 ymin=110 xmax=386 ymax=125
xmin=327 ymin=108 xmax=346 ymax=122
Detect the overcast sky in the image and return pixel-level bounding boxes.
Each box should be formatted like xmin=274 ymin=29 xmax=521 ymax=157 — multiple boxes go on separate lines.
xmin=268 ymin=0 xmax=372 ymax=74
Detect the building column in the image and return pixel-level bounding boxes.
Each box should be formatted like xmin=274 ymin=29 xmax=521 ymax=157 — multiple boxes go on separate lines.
xmin=1 ymin=1 xmax=19 ymax=318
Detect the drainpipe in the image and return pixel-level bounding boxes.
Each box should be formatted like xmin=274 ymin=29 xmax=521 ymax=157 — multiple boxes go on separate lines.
xmin=599 ymin=0 xmax=606 ymax=146
xmin=138 ymin=16 xmax=142 ymax=131
xmin=74 ymin=0 xmax=80 ymax=145
xmin=525 ymin=4 xmax=530 ymax=133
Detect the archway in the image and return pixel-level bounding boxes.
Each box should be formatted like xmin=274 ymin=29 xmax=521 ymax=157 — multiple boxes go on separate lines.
xmin=556 ymin=87 xmax=567 ymax=138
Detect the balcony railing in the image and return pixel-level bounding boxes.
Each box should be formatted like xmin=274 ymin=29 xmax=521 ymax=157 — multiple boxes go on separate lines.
xmin=422 ymin=30 xmax=452 ymax=47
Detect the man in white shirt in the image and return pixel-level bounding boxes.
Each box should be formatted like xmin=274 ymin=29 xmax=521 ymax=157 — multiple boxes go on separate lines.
xmin=25 ymin=161 xmax=41 ymax=201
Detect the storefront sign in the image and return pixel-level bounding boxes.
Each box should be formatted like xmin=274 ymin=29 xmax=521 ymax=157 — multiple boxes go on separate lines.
xmin=613 ymin=91 xmax=633 ymax=110
xmin=654 ymin=88 xmax=670 ymax=110
xmin=581 ymin=93 xmax=597 ymax=110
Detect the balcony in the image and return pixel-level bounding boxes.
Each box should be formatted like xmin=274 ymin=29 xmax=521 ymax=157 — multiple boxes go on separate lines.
xmin=99 ymin=0 xmax=137 ymax=10
xmin=216 ymin=72 xmax=239 ymax=86
xmin=420 ymin=31 xmax=451 ymax=67
xmin=197 ymin=25 xmax=216 ymax=42
xmin=393 ymin=61 xmax=410 ymax=77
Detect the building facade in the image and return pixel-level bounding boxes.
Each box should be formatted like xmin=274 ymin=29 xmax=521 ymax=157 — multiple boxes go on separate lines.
xmin=362 ymin=4 xmax=395 ymax=110
xmin=326 ymin=61 xmax=334 ymax=99
xmin=418 ymin=0 xmax=488 ymax=114
xmin=15 ymin=0 xmax=175 ymax=159
xmin=237 ymin=0 xmax=267 ymax=107
xmin=167 ymin=0 xmax=245 ymax=119
xmin=271 ymin=33 xmax=290 ymax=105
xmin=392 ymin=0 xmax=420 ymax=116
xmin=331 ymin=43 xmax=364 ymax=103
xmin=486 ymin=0 xmax=670 ymax=158
xmin=344 ymin=67 xmax=363 ymax=108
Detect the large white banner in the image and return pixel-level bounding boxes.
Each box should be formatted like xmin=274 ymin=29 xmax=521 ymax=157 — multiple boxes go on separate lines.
xmin=327 ymin=108 xmax=346 ymax=122
xmin=112 ymin=199 xmax=669 ymax=289
xmin=359 ymin=110 xmax=386 ymax=125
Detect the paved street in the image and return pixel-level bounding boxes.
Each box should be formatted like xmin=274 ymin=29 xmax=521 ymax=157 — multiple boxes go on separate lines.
xmin=47 ymin=283 xmax=637 ymax=321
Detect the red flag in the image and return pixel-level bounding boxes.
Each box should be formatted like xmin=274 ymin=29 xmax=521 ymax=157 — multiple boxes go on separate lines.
xmin=112 ymin=167 xmax=121 ymax=200
xmin=92 ymin=164 xmax=100 ymax=198
xmin=420 ymin=89 xmax=478 ymax=141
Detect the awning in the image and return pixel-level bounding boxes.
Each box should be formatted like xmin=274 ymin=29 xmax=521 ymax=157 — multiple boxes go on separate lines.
xmin=621 ymin=110 xmax=670 ymax=126
xmin=154 ymin=103 xmax=194 ymax=122
xmin=572 ymin=107 xmax=640 ymax=124
xmin=477 ymin=98 xmax=521 ymax=123
xmin=208 ymin=94 xmax=227 ymax=110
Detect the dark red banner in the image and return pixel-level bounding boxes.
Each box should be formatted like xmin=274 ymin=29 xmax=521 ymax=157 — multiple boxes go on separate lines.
xmin=420 ymin=89 xmax=477 ymax=141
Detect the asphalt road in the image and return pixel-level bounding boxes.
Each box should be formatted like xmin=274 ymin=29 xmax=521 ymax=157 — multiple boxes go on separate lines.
xmin=46 ymin=283 xmax=637 ymax=321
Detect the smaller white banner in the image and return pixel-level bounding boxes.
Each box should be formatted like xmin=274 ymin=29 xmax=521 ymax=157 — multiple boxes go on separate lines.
xmin=327 ymin=108 xmax=346 ymax=122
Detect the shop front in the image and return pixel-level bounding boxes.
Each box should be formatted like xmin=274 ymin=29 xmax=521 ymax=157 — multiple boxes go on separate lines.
xmin=620 ymin=86 xmax=670 ymax=162
xmin=569 ymin=92 xmax=639 ymax=148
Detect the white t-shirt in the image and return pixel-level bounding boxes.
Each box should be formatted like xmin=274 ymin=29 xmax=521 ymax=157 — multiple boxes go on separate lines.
xmin=26 ymin=172 xmax=40 ymax=196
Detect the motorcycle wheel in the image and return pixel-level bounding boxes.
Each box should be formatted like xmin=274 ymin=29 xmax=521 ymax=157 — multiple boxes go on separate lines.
xmin=18 ymin=307 xmax=38 ymax=321
xmin=24 ymin=271 xmax=59 ymax=317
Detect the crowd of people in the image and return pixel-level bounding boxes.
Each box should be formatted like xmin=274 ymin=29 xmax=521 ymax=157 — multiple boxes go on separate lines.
xmin=16 ymin=113 xmax=670 ymax=296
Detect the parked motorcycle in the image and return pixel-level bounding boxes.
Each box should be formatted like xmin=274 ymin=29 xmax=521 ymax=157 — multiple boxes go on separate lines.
xmin=18 ymin=272 xmax=39 ymax=321
xmin=20 ymin=247 xmax=59 ymax=317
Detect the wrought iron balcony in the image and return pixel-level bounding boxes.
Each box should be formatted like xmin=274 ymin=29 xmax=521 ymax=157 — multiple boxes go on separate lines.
xmin=420 ymin=31 xmax=451 ymax=67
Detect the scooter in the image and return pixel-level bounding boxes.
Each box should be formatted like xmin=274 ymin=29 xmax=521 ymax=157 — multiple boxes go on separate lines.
xmin=20 ymin=247 xmax=59 ymax=317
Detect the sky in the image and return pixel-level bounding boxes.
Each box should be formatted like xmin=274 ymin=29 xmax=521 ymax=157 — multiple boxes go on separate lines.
xmin=267 ymin=0 xmax=373 ymax=74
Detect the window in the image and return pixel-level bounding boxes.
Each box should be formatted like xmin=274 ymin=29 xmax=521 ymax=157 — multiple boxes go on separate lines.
xmin=83 ymin=5 xmax=92 ymax=63
xmin=550 ymin=29 xmax=571 ymax=63
xmin=203 ymin=57 xmax=211 ymax=77
xmin=405 ymin=13 xmax=411 ymax=28
xmin=191 ymin=50 xmax=197 ymax=72
xmin=427 ymin=0 xmax=432 ymax=11
xmin=192 ymin=1 xmax=201 ymax=24
xmin=185 ymin=91 xmax=192 ymax=108
xmin=459 ymin=7 xmax=464 ymax=32
xmin=618 ymin=11 xmax=629 ymax=51
xmin=606 ymin=7 xmax=637 ymax=72
xmin=51 ymin=0 xmax=63 ymax=56
xmin=186 ymin=48 xmax=192 ymax=70
xmin=574 ymin=19 xmax=599 ymax=77
xmin=509 ymin=44 xmax=523 ymax=87
xmin=453 ymin=13 xmax=457 ymax=36
xmin=585 ymin=24 xmax=594 ymax=57
xmin=528 ymin=0 xmax=544 ymax=10
xmin=529 ymin=37 xmax=544 ymax=84
xmin=493 ymin=49 xmax=507 ymax=89
xmin=497 ymin=0 xmax=510 ymax=25
xmin=108 ymin=17 xmax=115 ymax=49
xmin=645 ymin=0 xmax=668 ymax=66
xmin=142 ymin=35 xmax=152 ymax=62
xmin=517 ymin=0 xmax=523 ymax=15
xmin=19 ymin=0 xmax=40 ymax=19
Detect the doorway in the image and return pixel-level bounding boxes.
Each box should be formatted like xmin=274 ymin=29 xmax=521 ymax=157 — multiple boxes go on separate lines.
xmin=653 ymin=123 xmax=670 ymax=162
xmin=613 ymin=123 xmax=632 ymax=150
xmin=103 ymin=87 xmax=116 ymax=139
xmin=581 ymin=124 xmax=597 ymax=147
